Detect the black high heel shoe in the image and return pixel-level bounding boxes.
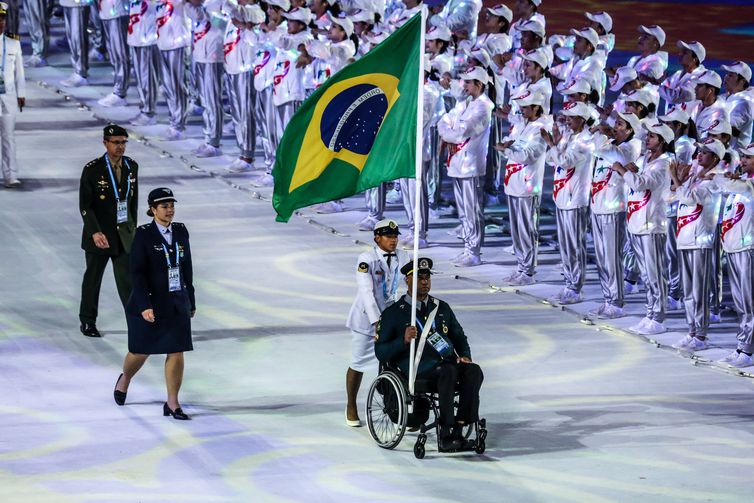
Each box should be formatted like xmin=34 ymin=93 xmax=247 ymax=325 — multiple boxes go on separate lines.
xmin=163 ymin=402 xmax=190 ymax=420
xmin=113 ymin=373 xmax=127 ymax=406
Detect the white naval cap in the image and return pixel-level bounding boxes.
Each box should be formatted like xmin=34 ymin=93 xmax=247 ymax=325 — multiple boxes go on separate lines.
xmin=521 ymin=47 xmax=550 ymax=69
xmin=561 ymin=101 xmax=593 ymax=120
xmin=721 ymin=61 xmax=753 ymax=82
xmin=374 ymin=219 xmax=401 ymax=236
xmin=283 ymin=7 xmax=312 ymax=24
xmin=659 ymin=107 xmax=690 ymax=125
xmin=616 ymin=112 xmax=642 ymax=134
xmin=513 ymin=89 xmax=546 ymax=107
xmin=697 ymin=138 xmax=727 ymax=160
xmin=328 ymin=12 xmax=354 ymax=37
xmin=609 ymin=66 xmax=638 ymax=92
xmin=585 ymin=11 xmax=612 ymax=33
xmin=570 ymin=27 xmax=600 ymax=49
xmin=516 ymin=18 xmax=545 ymax=39
xmin=642 ymin=121 xmax=675 ymax=144
xmin=677 ymin=40 xmax=706 ymax=64
xmin=426 ymin=24 xmax=452 ymax=41
xmin=559 ymin=79 xmax=592 ymax=95
xmin=696 ymin=70 xmax=722 ymax=89
xmin=638 ymin=24 xmax=666 ymax=47
xmin=266 ymin=0 xmax=291 ymax=11
xmin=460 ymin=66 xmax=490 ymax=86
xmin=487 ymin=4 xmax=513 ymax=23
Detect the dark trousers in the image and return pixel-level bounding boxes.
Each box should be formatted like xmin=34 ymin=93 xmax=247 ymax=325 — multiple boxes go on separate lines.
xmin=419 ymin=361 xmax=483 ymax=426
xmin=79 ymin=251 xmax=131 ymax=323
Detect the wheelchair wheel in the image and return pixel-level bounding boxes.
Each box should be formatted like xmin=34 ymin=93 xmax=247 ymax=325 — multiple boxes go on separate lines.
xmin=366 ymin=371 xmax=408 ymax=449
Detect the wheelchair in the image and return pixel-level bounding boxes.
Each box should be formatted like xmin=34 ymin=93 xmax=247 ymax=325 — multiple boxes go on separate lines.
xmin=365 ymin=365 xmax=487 ymax=459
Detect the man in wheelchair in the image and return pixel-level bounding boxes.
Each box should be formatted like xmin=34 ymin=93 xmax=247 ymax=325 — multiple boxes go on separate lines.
xmin=375 ymin=257 xmax=484 ymax=451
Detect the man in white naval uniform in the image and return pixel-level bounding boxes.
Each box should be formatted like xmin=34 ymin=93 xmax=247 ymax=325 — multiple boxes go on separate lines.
xmin=0 ymin=3 xmax=26 ymax=189
xmin=345 ymin=219 xmax=410 ymax=427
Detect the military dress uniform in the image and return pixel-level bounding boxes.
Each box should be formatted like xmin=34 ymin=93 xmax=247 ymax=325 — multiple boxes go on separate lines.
xmin=126 ymin=218 xmax=195 ymax=354
xmin=78 ymin=151 xmax=139 ymax=331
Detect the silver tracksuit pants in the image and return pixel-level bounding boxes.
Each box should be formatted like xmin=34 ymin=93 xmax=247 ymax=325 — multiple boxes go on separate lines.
xmin=679 ymin=248 xmax=711 ymax=337
xmin=623 ymin=226 xmax=640 ymax=284
xmin=102 ymin=16 xmax=130 ymax=98
xmin=63 ymin=6 xmax=89 ymax=78
xmin=508 ymin=195 xmax=540 ymax=276
xmin=629 ymin=233 xmax=668 ymax=322
xmin=710 ymin=225 xmax=723 ymax=316
xmin=0 ymin=110 xmax=18 ymax=183
xmin=556 ymin=207 xmax=588 ymax=292
xmin=665 ymin=215 xmax=682 ymax=300
xmin=727 ymin=249 xmax=754 ymax=353
xmin=453 ymin=176 xmax=484 ymax=257
xmin=366 ymin=184 xmax=386 ymax=220
xmin=401 ymin=169 xmax=429 ymax=240
xmin=226 ymin=72 xmax=256 ymax=158
xmin=273 ymin=101 xmax=299 ymax=165
xmin=23 ymin=0 xmax=49 ymax=58
xmin=159 ymin=48 xmax=188 ymax=131
xmin=254 ymin=87 xmax=276 ymax=168
xmin=591 ymin=212 xmax=626 ymax=307
xmin=195 ymin=62 xmax=223 ymax=148
xmin=131 ymin=45 xmax=159 ymax=116
xmin=88 ymin=3 xmax=105 ymax=55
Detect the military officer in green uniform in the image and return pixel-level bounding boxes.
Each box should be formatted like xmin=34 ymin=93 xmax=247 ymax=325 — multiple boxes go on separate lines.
xmin=375 ymin=257 xmax=484 ymax=451
xmin=78 ymin=124 xmax=139 ymax=337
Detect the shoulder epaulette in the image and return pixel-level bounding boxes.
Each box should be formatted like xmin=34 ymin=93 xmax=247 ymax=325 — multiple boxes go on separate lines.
xmin=138 ymin=223 xmax=151 ymax=230
xmin=172 ymin=222 xmax=186 ymax=228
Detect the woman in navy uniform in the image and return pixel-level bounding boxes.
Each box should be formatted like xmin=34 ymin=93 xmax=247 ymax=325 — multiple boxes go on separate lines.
xmin=113 ymin=187 xmax=196 ymax=420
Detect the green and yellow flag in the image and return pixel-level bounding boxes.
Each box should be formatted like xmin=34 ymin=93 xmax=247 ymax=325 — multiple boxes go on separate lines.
xmin=272 ymin=13 xmax=421 ymax=222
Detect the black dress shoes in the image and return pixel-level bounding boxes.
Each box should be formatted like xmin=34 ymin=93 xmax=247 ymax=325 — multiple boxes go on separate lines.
xmin=80 ymin=323 xmax=101 ymax=338
xmin=438 ymin=425 xmax=462 ymax=451
xmin=163 ymin=402 xmax=190 ymax=420
xmin=113 ymin=373 xmax=127 ymax=406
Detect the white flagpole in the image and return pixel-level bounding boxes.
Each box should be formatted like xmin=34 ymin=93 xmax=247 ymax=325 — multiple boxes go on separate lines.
xmin=408 ymin=7 xmax=426 ymax=404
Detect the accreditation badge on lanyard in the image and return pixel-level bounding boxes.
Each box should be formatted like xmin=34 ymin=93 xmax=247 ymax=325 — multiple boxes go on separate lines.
xmin=105 ymin=154 xmax=131 ymax=223
xmin=0 ymin=38 xmax=6 ymax=95
xmin=162 ymin=243 xmax=182 ymax=292
xmin=416 ymin=315 xmax=452 ymax=358
xmin=382 ymin=261 xmax=400 ymax=305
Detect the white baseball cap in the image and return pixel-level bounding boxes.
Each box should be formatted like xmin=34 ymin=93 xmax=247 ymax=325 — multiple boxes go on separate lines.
xmin=706 ymin=118 xmax=732 ymax=136
xmin=659 ymin=107 xmax=690 ymax=125
xmin=697 ymin=138 xmax=726 ymax=160
xmin=430 ymin=55 xmax=452 ymax=75
xmin=468 ymin=47 xmax=492 ymax=69
xmin=521 ymin=47 xmax=549 ymax=69
xmin=609 ymin=66 xmax=638 ymax=92
xmin=283 ymin=7 xmax=312 ymax=24
xmin=620 ymin=88 xmax=652 ymax=107
xmin=585 ymin=11 xmax=612 ymax=33
xmin=642 ymin=121 xmax=675 ymax=144
xmin=638 ymin=24 xmax=666 ymax=47
xmin=243 ymin=4 xmax=265 ymax=24
xmin=426 ymin=24 xmax=452 ymax=41
xmin=513 ymin=90 xmax=546 ymax=107
xmin=677 ymin=40 xmax=706 ymax=63
xmin=696 ymin=70 xmax=722 ymax=89
xmin=559 ymin=79 xmax=592 ymax=95
xmin=616 ymin=111 xmax=642 ymax=133
xmin=487 ymin=4 xmax=513 ymax=23
xmin=460 ymin=66 xmax=490 ymax=86
xmin=570 ymin=27 xmax=600 ymax=49
xmin=739 ymin=143 xmax=754 ymax=156
xmin=350 ymin=9 xmax=376 ymax=24
xmin=328 ymin=12 xmax=354 ymax=37
xmin=267 ymin=0 xmax=291 ymax=10
xmin=561 ymin=101 xmax=593 ymax=120
xmin=721 ymin=61 xmax=753 ymax=82
xmin=516 ymin=18 xmax=545 ymax=39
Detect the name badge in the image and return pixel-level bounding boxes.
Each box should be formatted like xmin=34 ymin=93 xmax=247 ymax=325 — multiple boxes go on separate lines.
xmin=0 ymin=75 xmax=6 ymax=95
xmin=116 ymin=200 xmax=128 ymax=223
xmin=427 ymin=332 xmax=452 ymax=358
xmin=168 ymin=266 xmax=181 ymax=292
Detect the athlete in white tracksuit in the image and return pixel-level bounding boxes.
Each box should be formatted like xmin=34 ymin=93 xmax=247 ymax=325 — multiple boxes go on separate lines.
xmin=670 ymin=140 xmax=724 ymax=351
xmin=543 ymin=102 xmax=595 ymax=304
xmin=97 ymin=0 xmax=131 ymax=106
xmin=438 ymin=67 xmax=494 ymax=267
xmin=60 ymin=0 xmax=95 ymax=86
xmin=155 ymin=0 xmax=191 ymax=139
xmin=128 ymin=0 xmax=160 ymax=126
xmin=590 ymin=112 xmax=643 ymax=318
xmin=22 ymin=0 xmax=49 ymax=66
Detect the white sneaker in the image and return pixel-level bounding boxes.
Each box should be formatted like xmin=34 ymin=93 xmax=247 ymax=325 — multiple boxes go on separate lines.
xmin=255 ymin=173 xmax=275 ymax=187
xmin=162 ymin=127 xmax=185 ymax=141
xmin=446 ymin=224 xmax=463 ymax=238
xmin=629 ymin=317 xmax=652 ymax=334
xmin=25 ymin=55 xmax=47 ymax=67
xmin=510 ymin=273 xmax=535 ymax=286
xmin=560 ymin=289 xmax=582 ymax=305
xmin=588 ymin=303 xmax=607 ymax=316
xmin=547 ymin=289 xmax=566 ymax=305
xmin=130 ymin=113 xmax=157 ymax=126
xmin=358 ymin=216 xmax=379 ymax=231
xmin=624 ymin=281 xmax=640 ymax=295
xmin=672 ymin=334 xmax=696 ymax=349
xmin=667 ymin=296 xmax=683 ymax=310
xmin=600 ymin=304 xmax=624 ymax=319
xmin=637 ymin=319 xmax=666 ymax=336
xmin=314 ymin=200 xmax=344 ymax=213
xmin=386 ymin=186 xmax=402 ymax=204
xmin=710 ymin=312 xmax=722 ymax=323
xmin=399 ymin=237 xmax=428 ymax=249
xmin=728 ymin=352 xmax=754 ymax=368
xmin=718 ymin=351 xmax=741 ymax=364
xmin=97 ymin=93 xmax=128 ymax=107
xmin=451 ymin=251 xmax=468 ymax=263
xmin=503 ymin=244 xmax=515 ymax=255
xmin=454 ymin=254 xmax=481 ymax=267
xmin=4 ymin=178 xmax=22 ymax=188
xmin=188 ymin=101 xmax=204 ymax=116
xmin=227 ymin=158 xmax=254 ymax=172
xmin=193 ymin=144 xmax=222 ymax=158
xmin=89 ymin=49 xmax=106 ymax=62
xmin=60 ymin=73 xmax=88 ymax=87
xmin=685 ymin=336 xmax=709 ymax=351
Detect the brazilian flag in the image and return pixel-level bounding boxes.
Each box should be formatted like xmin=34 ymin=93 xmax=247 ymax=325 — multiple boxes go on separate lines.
xmin=272 ymin=13 xmax=421 ymax=222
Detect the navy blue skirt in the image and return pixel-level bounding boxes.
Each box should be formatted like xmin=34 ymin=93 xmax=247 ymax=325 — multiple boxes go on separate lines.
xmin=127 ymin=309 xmax=193 ymax=354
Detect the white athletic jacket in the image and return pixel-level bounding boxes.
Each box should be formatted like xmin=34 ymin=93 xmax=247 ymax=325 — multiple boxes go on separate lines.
xmin=346 ymin=246 xmax=411 ymax=335
xmin=155 ymin=0 xmax=190 ymax=51
xmin=724 ymin=88 xmax=754 ymax=149
xmin=127 ymin=0 xmax=158 ymax=47
xmin=187 ymin=0 xmax=226 ymax=64
xmin=624 ymin=152 xmax=672 ymax=235
xmin=272 ymin=30 xmax=312 ymax=106
xmin=222 ymin=16 xmax=255 ymax=74
xmin=500 ymin=114 xmax=553 ymax=198
xmin=658 ymin=65 xmax=707 ymax=109
xmin=675 ymin=164 xmax=722 ymax=249
xmin=592 ymin=137 xmax=642 ymax=214
xmin=253 ymin=24 xmax=284 ymax=91
xmin=438 ymin=93 xmax=494 ymax=178
xmin=717 ymin=174 xmax=754 ymax=253
xmin=307 ymin=39 xmax=356 ymax=77
xmin=546 ymin=128 xmax=595 ymax=209
xmin=687 ymin=97 xmax=730 ymax=139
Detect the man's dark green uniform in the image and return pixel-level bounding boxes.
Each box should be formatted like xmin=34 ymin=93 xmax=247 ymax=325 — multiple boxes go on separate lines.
xmin=78 ymin=152 xmax=138 ymax=331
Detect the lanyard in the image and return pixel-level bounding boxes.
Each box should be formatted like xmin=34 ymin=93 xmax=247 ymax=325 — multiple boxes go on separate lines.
xmin=161 ymin=242 xmax=180 ymax=268
xmin=414 ymin=308 xmax=436 ymax=334
xmin=104 ymin=154 xmax=131 ymax=202
xmin=1 ymin=37 xmax=6 ymax=74
xmin=382 ymin=260 xmax=400 ymax=302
